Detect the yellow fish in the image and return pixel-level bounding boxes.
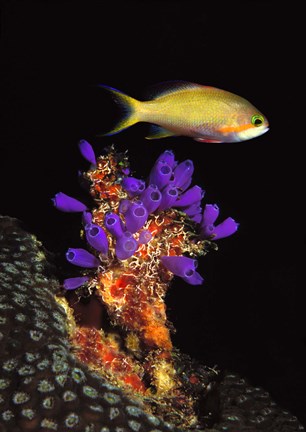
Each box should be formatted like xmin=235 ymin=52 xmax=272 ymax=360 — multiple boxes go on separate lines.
xmin=100 ymin=81 xmax=269 ymax=143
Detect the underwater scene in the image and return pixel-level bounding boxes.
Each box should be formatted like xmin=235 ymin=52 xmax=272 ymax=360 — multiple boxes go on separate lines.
xmin=0 ymin=2 xmax=304 ymax=431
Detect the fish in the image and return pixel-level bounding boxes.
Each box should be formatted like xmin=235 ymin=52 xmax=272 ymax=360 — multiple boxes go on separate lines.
xmin=100 ymin=81 xmax=269 ymax=143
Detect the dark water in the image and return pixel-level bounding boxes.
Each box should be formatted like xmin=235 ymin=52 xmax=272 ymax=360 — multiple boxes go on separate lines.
xmin=0 ymin=1 xmax=304 ymax=427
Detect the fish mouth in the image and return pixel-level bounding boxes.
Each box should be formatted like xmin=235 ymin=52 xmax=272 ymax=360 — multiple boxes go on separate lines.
xmin=237 ymin=125 xmax=269 ymax=142
xmin=260 ymin=126 xmax=269 ymax=135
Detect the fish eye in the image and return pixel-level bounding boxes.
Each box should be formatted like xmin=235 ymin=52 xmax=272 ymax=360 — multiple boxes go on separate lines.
xmin=251 ymin=114 xmax=264 ymax=127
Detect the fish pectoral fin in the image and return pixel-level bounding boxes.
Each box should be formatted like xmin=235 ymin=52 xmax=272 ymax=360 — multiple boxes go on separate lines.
xmin=145 ymin=125 xmax=177 ymax=140
xmin=194 ymin=137 xmax=223 ymax=143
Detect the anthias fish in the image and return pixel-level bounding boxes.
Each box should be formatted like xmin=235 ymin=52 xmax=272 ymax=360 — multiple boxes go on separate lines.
xmin=100 ymin=81 xmax=269 ymax=143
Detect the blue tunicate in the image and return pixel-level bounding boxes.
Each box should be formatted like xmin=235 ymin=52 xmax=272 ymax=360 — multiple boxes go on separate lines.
xmin=104 ymin=213 xmax=125 ymax=239
xmin=115 ymin=232 xmax=138 ymax=260
xmin=125 ymin=203 xmax=148 ymax=233
xmin=149 ymin=161 xmax=173 ymax=189
xmin=140 ymin=184 xmax=162 ymax=213
xmin=85 ymin=223 xmax=109 ymax=255
xmin=158 ymin=184 xmax=179 ymax=211
xmin=122 ymin=177 xmax=145 ymax=197
xmin=172 ymin=160 xmax=194 ymax=189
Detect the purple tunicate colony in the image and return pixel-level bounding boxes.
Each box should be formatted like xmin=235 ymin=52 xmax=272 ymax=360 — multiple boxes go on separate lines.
xmin=53 ymin=142 xmax=239 ymax=289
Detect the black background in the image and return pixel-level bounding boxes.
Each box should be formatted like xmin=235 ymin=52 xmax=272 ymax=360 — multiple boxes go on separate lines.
xmin=0 ymin=1 xmax=304 ymax=427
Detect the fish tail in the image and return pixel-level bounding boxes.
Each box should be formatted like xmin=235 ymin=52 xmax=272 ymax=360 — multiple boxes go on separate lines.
xmin=99 ymin=85 xmax=140 ymax=136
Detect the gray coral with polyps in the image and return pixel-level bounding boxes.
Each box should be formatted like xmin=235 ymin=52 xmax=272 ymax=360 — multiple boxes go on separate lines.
xmin=0 ymin=216 xmax=304 ymax=431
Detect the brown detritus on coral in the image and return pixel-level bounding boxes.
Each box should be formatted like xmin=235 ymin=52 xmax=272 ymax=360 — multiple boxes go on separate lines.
xmin=56 ymin=289 xmax=219 ymax=428
xmin=72 ymin=326 xmax=147 ymax=394
xmin=67 ymin=290 xmax=105 ymax=329
xmin=86 ymin=149 xmax=129 ymax=212
xmin=96 ymin=267 xmax=173 ymax=351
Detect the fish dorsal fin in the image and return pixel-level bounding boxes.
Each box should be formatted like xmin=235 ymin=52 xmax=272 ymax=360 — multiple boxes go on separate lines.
xmin=144 ymin=80 xmax=204 ymax=100
xmin=146 ymin=124 xmax=177 ymax=140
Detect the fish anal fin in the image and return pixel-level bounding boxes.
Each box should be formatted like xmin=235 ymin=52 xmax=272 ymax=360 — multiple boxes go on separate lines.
xmin=194 ymin=137 xmax=223 ymax=143
xmin=145 ymin=124 xmax=177 ymax=140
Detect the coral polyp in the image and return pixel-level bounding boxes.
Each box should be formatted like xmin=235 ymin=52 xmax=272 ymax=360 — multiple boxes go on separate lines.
xmin=53 ymin=141 xmax=238 ymax=428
